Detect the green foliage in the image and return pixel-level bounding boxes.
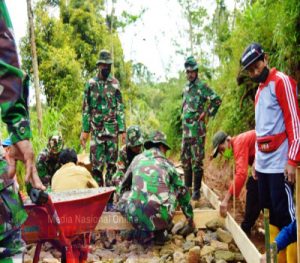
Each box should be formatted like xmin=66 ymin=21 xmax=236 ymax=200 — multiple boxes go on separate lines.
xmin=207 ymin=0 xmax=300 ymax=141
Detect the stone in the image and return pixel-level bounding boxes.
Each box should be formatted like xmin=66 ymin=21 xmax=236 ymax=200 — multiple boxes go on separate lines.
xmin=192 ymin=236 xmax=204 ymax=247
xmin=183 ymin=241 xmax=195 ymax=252
xmin=205 ymin=217 xmax=225 ymax=231
xmin=174 ymin=237 xmax=183 ymax=247
xmin=23 ymin=254 xmax=33 ymax=263
xmin=40 ymin=251 xmax=54 ymax=259
xmin=200 ymin=245 xmax=215 ymax=256
xmin=216 ymin=228 xmax=233 ymax=243
xmin=210 ymin=240 xmax=228 ymax=250
xmin=26 ymin=245 xmax=36 ymax=258
xmin=173 ymin=251 xmax=186 ymax=263
xmin=51 ymin=249 xmax=62 ymax=259
xmin=215 ymin=260 xmax=227 ymax=263
xmin=214 ymin=250 xmax=235 ymax=261
xmin=186 ymin=233 xmax=195 ymax=241
xmin=187 ymin=246 xmax=200 ymax=263
xmin=203 ymin=231 xmax=217 ymax=244
xmin=43 ymin=259 xmax=60 ymax=263
xmin=228 ymin=243 xmax=240 ymax=252
xmin=234 ymin=252 xmax=245 ymax=261
xmin=87 ymin=253 xmax=100 ymax=262
xmin=159 ymin=244 xmax=175 ymax=257
xmin=172 ymin=220 xmax=185 ymax=234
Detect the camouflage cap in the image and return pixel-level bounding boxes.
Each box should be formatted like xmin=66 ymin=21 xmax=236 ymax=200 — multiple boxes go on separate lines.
xmin=212 ymin=131 xmax=228 ymax=158
xmin=96 ymin=50 xmax=113 ymax=65
xmin=184 ymin=56 xmax=198 ymax=71
xmin=144 ymin=130 xmax=171 ymax=150
xmin=126 ymin=125 xmax=143 ymax=147
xmin=47 ymin=131 xmax=64 ymax=154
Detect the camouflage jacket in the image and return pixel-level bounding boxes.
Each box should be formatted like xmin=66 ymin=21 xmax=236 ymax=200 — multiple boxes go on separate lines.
xmin=120 ymin=148 xmax=193 ymax=221
xmin=82 ymin=75 xmax=125 ymax=139
xmin=0 ymin=97 xmax=31 ymax=191
xmin=36 ymin=149 xmax=61 ymax=189
xmin=182 ymin=78 xmax=221 ymax=138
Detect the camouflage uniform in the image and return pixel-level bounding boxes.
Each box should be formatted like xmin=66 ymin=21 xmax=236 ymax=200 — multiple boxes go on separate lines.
xmin=0 ymin=2 xmax=30 ymax=260
xmin=181 ymin=56 xmax=221 ymax=200
xmin=36 ymin=133 xmax=64 ymax=189
xmin=118 ymin=131 xmax=193 ymax=233
xmin=112 ymin=125 xmax=143 ymax=189
xmin=82 ymin=50 xmax=125 ymax=186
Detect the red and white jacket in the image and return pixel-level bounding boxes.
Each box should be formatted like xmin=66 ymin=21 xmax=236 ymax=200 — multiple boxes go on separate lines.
xmin=229 ymin=130 xmax=256 ymax=197
xmin=255 ymin=68 xmax=300 ymax=173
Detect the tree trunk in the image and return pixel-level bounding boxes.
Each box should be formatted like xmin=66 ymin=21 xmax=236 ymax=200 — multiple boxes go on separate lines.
xmin=187 ymin=1 xmax=194 ymax=55
xmin=26 ymin=0 xmax=43 ymax=134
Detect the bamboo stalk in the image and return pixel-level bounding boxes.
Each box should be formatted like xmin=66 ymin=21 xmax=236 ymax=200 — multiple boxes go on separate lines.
xmin=264 ymin=208 xmax=271 ymax=263
xmin=271 ymin=242 xmax=277 ymax=263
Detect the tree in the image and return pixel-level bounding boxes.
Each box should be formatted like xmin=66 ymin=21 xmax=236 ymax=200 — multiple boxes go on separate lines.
xmin=26 ymin=0 xmax=43 ymax=134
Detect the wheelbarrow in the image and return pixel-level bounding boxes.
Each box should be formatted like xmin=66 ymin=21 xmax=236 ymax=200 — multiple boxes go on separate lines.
xmin=21 ymin=187 xmax=115 ymax=263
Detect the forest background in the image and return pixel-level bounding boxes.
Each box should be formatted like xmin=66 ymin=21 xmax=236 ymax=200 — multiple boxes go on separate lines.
xmin=3 ymin=0 xmax=300 ymax=172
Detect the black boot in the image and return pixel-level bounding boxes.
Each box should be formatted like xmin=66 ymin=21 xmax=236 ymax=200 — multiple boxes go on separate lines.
xmin=192 ymin=171 xmax=203 ymax=200
xmin=184 ymin=169 xmax=193 ymax=188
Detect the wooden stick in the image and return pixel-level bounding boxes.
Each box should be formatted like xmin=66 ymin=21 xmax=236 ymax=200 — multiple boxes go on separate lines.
xmin=96 ymin=209 xmax=220 ymax=231
xmin=264 ymin=209 xmax=271 ymax=263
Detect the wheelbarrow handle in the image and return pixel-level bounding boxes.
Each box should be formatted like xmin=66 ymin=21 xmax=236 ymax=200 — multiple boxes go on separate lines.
xmin=30 ymin=188 xmax=49 ymax=205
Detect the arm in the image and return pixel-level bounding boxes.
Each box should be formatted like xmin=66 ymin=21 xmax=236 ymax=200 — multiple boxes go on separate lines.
xmin=170 ymin=167 xmax=193 ymax=221
xmin=118 ymin=159 xmax=134 ymax=195
xmin=115 ymin=86 xmax=126 ymax=134
xmin=82 ymin=81 xmax=92 ymax=133
xmin=36 ymin=152 xmax=50 ymax=186
xmin=1 ymin=97 xmax=45 ymax=190
xmin=276 ymin=75 xmax=300 ymax=183
xmin=203 ymin=83 xmax=222 ymax=118
xmin=112 ymin=150 xmax=127 ymax=186
xmin=81 ymin=82 xmax=91 ymax=148
xmin=275 ymin=220 xmax=297 ymax=251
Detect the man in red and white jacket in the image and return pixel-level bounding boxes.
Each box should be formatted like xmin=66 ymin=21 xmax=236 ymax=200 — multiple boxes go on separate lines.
xmin=211 ymin=130 xmax=260 ymax=235
xmin=240 ymin=42 xmax=299 ymax=262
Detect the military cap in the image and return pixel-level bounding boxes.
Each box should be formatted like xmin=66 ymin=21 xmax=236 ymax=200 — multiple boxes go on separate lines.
xmin=47 ymin=131 xmax=64 ymax=154
xmin=184 ymin=56 xmax=198 ymax=71
xmin=96 ymin=50 xmax=113 ymax=65
xmin=126 ymin=125 xmax=143 ymax=147
xmin=144 ymin=130 xmax=171 ymax=150
xmin=212 ymin=131 xmax=228 ymax=158
xmin=240 ymin=43 xmax=265 ymax=71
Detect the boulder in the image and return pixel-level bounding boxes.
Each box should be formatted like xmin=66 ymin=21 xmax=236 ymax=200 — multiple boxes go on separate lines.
xmin=216 ymin=228 xmax=233 ymax=243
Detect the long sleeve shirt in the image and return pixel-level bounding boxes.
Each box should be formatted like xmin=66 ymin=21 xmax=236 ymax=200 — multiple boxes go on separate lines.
xmin=255 ymin=68 xmax=300 ymax=173
xmin=229 ymin=130 xmax=256 ymax=197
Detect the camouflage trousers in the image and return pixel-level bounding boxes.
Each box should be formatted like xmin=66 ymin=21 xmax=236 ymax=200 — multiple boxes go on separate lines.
xmin=0 ymin=161 xmax=27 ymax=261
xmin=180 ymin=136 xmax=205 ymax=187
xmin=117 ymin=192 xmax=172 ymax=232
xmin=90 ymin=136 xmax=118 ymax=186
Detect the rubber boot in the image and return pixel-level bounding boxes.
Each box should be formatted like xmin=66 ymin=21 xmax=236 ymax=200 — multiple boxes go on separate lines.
xmin=270 ymin=224 xmax=286 ymax=263
xmin=184 ymin=169 xmax=193 ymax=188
xmin=286 ymin=242 xmax=297 ymax=263
xmin=192 ymin=171 xmax=202 ymax=201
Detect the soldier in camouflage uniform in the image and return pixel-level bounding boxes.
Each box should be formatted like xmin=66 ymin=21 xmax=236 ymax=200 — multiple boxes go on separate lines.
xmin=181 ymin=56 xmax=221 ymax=200
xmin=112 ymin=125 xmax=143 ymax=188
xmin=80 ymin=50 xmax=126 ymax=186
xmin=36 ymin=133 xmax=64 ymax=189
xmin=0 ymin=2 xmax=45 ymax=260
xmin=118 ymin=131 xmax=194 ymax=244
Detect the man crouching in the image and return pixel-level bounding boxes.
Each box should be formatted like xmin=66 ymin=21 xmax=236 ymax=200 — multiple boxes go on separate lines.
xmin=117 ymin=130 xmax=194 ymax=245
